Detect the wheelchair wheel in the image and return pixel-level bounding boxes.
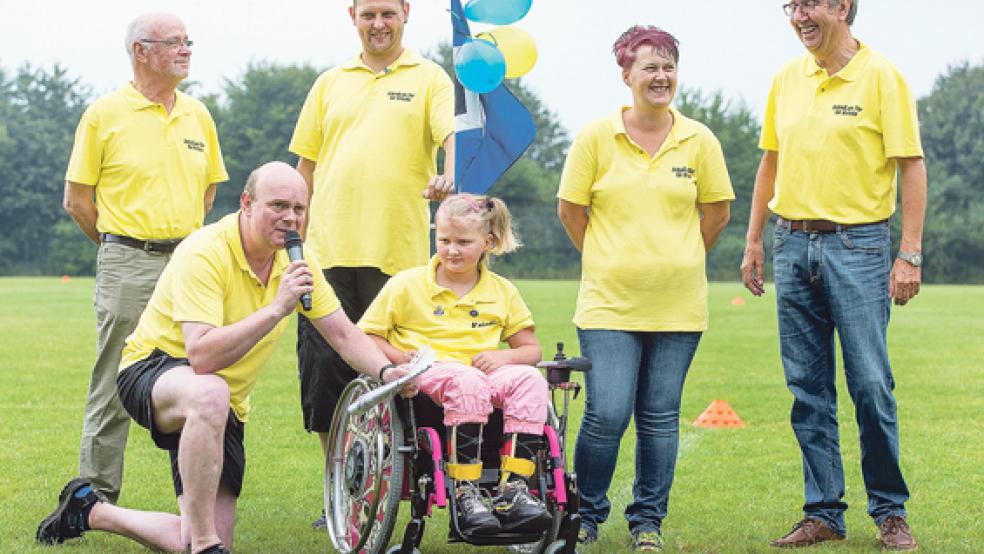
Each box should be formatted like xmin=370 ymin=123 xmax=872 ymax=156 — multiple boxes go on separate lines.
xmin=325 ymin=377 xmax=405 ymax=554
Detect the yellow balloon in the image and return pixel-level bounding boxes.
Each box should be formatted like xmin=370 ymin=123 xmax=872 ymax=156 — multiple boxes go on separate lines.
xmin=475 ymin=26 xmax=537 ymax=79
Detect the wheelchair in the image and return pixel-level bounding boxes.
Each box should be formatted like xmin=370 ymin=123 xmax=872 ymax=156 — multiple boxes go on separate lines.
xmin=323 ymin=343 xmax=591 ymax=554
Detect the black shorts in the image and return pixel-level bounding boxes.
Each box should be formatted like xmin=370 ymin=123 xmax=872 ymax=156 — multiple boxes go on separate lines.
xmin=297 ymin=266 xmax=390 ymax=432
xmin=117 ymin=349 xmax=246 ymax=497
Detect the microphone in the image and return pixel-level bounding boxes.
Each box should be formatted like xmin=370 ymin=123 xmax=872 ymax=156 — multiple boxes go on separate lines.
xmin=283 ymin=231 xmax=312 ymax=311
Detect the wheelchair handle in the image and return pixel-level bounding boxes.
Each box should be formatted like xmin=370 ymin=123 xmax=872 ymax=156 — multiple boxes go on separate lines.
xmin=346 ymin=346 xmax=436 ymax=416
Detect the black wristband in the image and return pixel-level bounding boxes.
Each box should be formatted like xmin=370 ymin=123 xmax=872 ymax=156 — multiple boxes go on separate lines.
xmin=378 ymin=363 xmax=396 ymax=383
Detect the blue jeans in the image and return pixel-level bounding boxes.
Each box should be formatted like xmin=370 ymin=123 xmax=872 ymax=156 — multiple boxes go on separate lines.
xmin=574 ymin=329 xmax=701 ymax=536
xmin=773 ymin=220 xmax=909 ymax=535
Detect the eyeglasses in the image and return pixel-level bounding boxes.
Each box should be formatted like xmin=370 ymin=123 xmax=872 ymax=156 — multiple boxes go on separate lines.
xmin=782 ymin=0 xmax=825 ymax=17
xmin=139 ymin=38 xmax=194 ymax=48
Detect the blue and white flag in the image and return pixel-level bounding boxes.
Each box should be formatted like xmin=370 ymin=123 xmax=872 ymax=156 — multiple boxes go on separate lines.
xmin=452 ymin=0 xmax=536 ymax=194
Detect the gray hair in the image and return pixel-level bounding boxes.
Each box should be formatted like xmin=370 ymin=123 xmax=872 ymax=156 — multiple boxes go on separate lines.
xmin=124 ymin=14 xmax=157 ymax=62
xmin=833 ymin=0 xmax=858 ymax=25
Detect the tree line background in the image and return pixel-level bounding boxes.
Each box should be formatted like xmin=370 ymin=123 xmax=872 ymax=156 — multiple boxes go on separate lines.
xmin=0 ymin=47 xmax=981 ymax=282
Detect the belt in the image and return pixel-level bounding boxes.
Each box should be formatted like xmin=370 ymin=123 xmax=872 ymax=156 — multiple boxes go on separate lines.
xmin=776 ymin=217 xmax=887 ymax=233
xmin=100 ymin=233 xmax=183 ymax=254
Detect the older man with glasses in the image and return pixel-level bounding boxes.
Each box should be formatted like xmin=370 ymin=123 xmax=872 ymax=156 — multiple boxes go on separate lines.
xmin=58 ymin=11 xmax=226 ymax=505
xmin=741 ymin=0 xmax=924 ymax=550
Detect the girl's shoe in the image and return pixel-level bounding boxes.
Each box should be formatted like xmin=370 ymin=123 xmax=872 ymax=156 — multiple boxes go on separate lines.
xmin=455 ymin=481 xmax=501 ymax=535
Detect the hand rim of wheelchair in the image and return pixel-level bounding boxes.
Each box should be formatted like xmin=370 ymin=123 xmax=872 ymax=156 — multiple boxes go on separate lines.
xmin=325 ymin=377 xmax=404 ymax=554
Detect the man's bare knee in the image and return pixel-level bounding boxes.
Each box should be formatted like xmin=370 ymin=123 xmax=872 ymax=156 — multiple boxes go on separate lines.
xmin=153 ymin=369 xmax=230 ymax=433
xmin=188 ymin=376 xmax=231 ymax=428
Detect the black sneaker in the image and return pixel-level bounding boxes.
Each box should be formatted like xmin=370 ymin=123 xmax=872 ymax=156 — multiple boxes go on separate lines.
xmin=194 ymin=544 xmax=231 ymax=554
xmin=36 ymin=478 xmax=104 ymax=545
xmin=455 ymin=481 xmax=501 ymax=535
xmin=311 ymin=510 xmax=327 ymax=530
xmin=492 ymin=479 xmax=552 ymax=532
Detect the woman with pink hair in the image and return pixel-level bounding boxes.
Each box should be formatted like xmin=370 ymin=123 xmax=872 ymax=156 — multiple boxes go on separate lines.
xmin=557 ymin=25 xmax=734 ymax=551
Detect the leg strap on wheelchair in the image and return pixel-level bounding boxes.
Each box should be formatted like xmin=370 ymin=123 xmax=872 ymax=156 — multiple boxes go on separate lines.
xmin=446 ymin=462 xmax=483 ymax=481
xmin=500 ymin=456 xmax=536 ymax=478
xmin=499 ymin=432 xmax=541 ymax=484
xmin=448 ymin=423 xmax=483 ymax=481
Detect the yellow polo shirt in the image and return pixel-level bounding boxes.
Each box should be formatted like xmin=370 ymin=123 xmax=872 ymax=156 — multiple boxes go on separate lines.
xmin=358 ymin=256 xmax=534 ymax=365
xmin=760 ymin=42 xmax=923 ymax=223
xmin=558 ymin=107 xmax=734 ymax=332
xmin=289 ymin=49 xmax=455 ymax=276
xmin=66 ymin=83 xmax=227 ymax=240
xmin=120 ymin=213 xmax=340 ymax=422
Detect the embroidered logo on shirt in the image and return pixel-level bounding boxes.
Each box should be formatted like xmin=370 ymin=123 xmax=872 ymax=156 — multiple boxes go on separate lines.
xmin=184 ymin=138 xmax=205 ymax=152
xmin=831 ymin=104 xmax=863 ymax=117
xmin=672 ymin=166 xmax=695 ymax=179
xmin=471 ymin=320 xmax=496 ymax=329
xmin=433 ymin=305 xmax=445 ymax=316
xmin=388 ymin=91 xmax=416 ymax=103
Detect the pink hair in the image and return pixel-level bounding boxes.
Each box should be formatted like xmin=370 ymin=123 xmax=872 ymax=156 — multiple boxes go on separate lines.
xmin=613 ymin=25 xmax=680 ymax=69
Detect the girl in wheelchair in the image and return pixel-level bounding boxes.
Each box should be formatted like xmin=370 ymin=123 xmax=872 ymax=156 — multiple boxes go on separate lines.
xmin=358 ymin=193 xmax=551 ymax=536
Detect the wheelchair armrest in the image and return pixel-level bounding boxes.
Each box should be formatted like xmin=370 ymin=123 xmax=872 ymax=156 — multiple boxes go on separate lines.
xmin=538 ymin=357 xmax=591 ymax=386
xmin=536 ymin=357 xmax=592 ymax=372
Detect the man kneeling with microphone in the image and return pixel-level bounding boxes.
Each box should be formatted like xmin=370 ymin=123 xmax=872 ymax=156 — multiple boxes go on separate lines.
xmin=37 ymin=161 xmax=417 ymax=554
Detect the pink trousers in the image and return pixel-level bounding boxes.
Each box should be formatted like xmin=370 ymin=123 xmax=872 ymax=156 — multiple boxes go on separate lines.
xmin=418 ymin=362 xmax=548 ymax=435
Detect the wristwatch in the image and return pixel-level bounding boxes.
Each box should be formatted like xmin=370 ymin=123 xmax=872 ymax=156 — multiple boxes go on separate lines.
xmin=897 ymin=251 xmax=923 ymax=267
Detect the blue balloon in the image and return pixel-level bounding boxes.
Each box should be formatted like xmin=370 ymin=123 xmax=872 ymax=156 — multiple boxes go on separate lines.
xmin=463 ymin=0 xmax=532 ymax=25
xmin=455 ymin=39 xmax=506 ymax=94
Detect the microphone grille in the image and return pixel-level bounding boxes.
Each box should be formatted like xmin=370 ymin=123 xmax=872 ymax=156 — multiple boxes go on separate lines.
xmin=284 ymin=230 xmax=302 ymax=246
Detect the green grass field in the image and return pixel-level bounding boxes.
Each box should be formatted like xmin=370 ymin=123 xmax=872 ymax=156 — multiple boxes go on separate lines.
xmin=1 ymin=277 xmax=982 ymax=553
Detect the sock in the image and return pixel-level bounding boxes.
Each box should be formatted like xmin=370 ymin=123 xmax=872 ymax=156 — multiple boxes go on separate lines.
xmin=451 ymin=423 xmax=483 ymax=465
xmin=74 ymin=485 xmax=99 ymax=532
xmin=513 ymin=433 xmax=541 ymax=462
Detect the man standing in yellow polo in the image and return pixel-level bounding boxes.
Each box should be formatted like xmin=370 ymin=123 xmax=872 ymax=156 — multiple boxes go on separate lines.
xmin=288 ymin=0 xmax=454 ymax=528
xmin=740 ymin=1 xmax=925 ymax=550
xmin=61 ymin=12 xmax=227 ymax=504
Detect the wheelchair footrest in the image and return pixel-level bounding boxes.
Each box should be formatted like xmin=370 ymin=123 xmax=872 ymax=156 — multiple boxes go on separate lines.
xmin=448 ymin=528 xmax=551 ymax=546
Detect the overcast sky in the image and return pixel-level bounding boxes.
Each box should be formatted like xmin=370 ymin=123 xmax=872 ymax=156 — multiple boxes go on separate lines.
xmin=1 ymin=0 xmax=981 ymax=135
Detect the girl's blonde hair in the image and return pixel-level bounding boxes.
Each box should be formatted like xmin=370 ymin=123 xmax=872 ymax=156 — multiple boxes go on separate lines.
xmin=435 ymin=193 xmax=521 ymax=262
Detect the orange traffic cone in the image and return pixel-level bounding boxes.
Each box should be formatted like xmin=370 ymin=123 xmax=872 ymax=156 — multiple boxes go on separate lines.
xmin=61 ymin=275 xmax=71 ymax=283
xmin=694 ymin=399 xmax=744 ymax=429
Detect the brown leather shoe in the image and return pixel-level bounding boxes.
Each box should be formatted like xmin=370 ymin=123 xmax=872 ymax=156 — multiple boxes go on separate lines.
xmin=877 ymin=516 xmax=917 ymax=550
xmin=770 ymin=517 xmax=845 ymax=548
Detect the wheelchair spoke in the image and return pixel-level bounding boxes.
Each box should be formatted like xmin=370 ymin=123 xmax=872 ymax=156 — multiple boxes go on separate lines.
xmin=349 ymin=413 xmax=376 ymax=442
xmin=327 ymin=381 xmax=405 ymax=554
